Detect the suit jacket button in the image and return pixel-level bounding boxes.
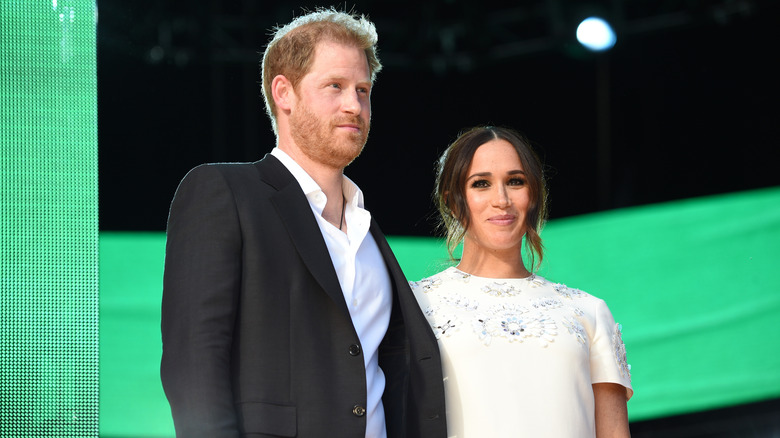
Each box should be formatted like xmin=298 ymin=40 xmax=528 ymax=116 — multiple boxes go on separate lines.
xmin=352 ymin=405 xmax=366 ymax=417
xmin=348 ymin=344 xmax=361 ymax=356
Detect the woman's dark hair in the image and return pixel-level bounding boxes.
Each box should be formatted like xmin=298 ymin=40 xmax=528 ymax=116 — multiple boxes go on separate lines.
xmin=435 ymin=126 xmax=548 ymax=271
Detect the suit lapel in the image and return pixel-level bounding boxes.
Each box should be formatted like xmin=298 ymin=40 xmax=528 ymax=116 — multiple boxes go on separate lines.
xmin=254 ymin=155 xmax=350 ymax=318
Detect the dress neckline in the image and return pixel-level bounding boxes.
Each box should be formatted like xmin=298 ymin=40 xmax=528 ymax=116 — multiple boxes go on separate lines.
xmin=448 ymin=266 xmax=537 ymax=282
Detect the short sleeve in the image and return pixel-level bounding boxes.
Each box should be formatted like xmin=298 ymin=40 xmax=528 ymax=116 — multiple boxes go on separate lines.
xmin=589 ymin=298 xmax=633 ymax=400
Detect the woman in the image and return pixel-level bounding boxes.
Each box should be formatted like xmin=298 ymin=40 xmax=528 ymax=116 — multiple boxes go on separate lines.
xmin=411 ymin=126 xmax=632 ymax=437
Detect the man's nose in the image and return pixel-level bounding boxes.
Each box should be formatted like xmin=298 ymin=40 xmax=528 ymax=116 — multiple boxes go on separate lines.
xmin=341 ymin=89 xmax=362 ymax=114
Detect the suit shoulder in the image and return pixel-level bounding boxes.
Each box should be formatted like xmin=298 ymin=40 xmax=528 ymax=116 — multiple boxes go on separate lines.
xmin=183 ymin=161 xmax=256 ymax=177
xmin=177 ymin=161 xmax=262 ymax=186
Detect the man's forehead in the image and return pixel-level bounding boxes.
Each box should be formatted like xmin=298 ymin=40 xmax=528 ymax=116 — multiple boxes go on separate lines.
xmin=308 ymin=42 xmax=370 ymax=77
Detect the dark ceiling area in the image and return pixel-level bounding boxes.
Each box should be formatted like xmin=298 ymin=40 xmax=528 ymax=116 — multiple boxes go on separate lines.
xmin=98 ymin=0 xmax=779 ymax=235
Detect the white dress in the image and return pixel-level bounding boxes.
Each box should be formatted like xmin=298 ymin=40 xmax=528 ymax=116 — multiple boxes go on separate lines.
xmin=410 ymin=267 xmax=633 ymax=438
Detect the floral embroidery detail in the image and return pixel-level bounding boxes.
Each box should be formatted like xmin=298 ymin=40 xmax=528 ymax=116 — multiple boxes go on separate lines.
xmin=500 ymin=316 xmax=527 ymax=336
xmin=446 ymin=269 xmax=472 ymax=282
xmin=472 ymin=305 xmax=527 ymax=345
xmin=481 ymin=282 xmax=523 ymax=297
xmin=554 ymin=283 xmax=585 ymax=300
xmin=472 ymin=317 xmax=492 ymax=344
xmin=433 ymin=316 xmax=458 ymax=338
xmin=532 ymin=297 xmax=563 ymax=310
xmin=422 ymin=304 xmax=460 ymax=339
xmin=562 ymin=317 xmax=587 ymax=345
xmin=612 ymin=323 xmax=631 ymax=379
xmin=422 ymin=292 xmax=476 ymax=340
xmin=524 ymin=313 xmax=558 ymax=347
xmin=470 ymin=304 xmax=559 ymax=346
xmin=418 ymin=271 xmax=598 ymax=351
xmin=440 ymin=293 xmax=479 ymax=311
xmin=410 ymin=277 xmax=442 ymax=292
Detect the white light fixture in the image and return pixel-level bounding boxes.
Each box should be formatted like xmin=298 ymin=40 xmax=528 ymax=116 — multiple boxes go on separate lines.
xmin=576 ymin=17 xmax=617 ymax=51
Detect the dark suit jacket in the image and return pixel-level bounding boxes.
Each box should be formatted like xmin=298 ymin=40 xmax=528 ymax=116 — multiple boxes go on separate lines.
xmin=161 ymin=155 xmax=447 ymax=438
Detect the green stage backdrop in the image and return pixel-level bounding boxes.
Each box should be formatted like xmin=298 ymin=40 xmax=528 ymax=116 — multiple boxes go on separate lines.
xmin=100 ymin=186 xmax=780 ymax=437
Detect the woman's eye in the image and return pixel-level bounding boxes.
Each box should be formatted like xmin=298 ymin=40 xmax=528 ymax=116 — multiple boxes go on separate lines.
xmin=471 ymin=179 xmax=490 ymax=188
xmin=508 ymin=177 xmax=526 ymax=186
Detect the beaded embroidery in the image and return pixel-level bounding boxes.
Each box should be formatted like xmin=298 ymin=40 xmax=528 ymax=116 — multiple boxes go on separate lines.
xmin=481 ymin=282 xmax=523 ymax=297
xmin=553 ymin=283 xmax=586 ymax=300
xmin=500 ymin=316 xmax=527 ymax=336
xmin=524 ymin=313 xmax=558 ymax=347
xmin=562 ymin=317 xmax=587 ymax=345
xmin=433 ymin=315 xmax=458 ymax=338
xmin=444 ymin=269 xmax=472 ymax=282
xmin=410 ymin=277 xmax=442 ymax=292
xmin=528 ymin=276 xmax=545 ymax=288
xmin=414 ymin=269 xmax=628 ymax=372
xmin=440 ymin=293 xmax=479 ymax=311
xmin=412 ymin=266 xmax=632 ymax=411
xmin=473 ymin=304 xmax=529 ymax=345
xmin=469 ymin=304 xmax=561 ymax=347
xmin=612 ymin=323 xmax=632 ymax=379
xmin=531 ymin=297 xmax=563 ymax=310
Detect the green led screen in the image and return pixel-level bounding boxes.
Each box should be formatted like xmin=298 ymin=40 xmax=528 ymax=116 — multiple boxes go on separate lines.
xmin=1 ymin=1 xmax=98 ymax=436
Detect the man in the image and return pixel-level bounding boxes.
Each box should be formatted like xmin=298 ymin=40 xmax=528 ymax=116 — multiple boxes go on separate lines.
xmin=160 ymin=8 xmax=447 ymax=438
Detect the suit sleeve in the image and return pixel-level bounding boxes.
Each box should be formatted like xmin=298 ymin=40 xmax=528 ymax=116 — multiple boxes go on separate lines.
xmin=161 ymin=164 xmax=242 ymax=437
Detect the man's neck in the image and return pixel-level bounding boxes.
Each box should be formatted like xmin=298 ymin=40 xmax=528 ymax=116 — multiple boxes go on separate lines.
xmin=277 ymin=142 xmax=346 ymax=230
xmin=278 ymin=143 xmax=343 ymax=196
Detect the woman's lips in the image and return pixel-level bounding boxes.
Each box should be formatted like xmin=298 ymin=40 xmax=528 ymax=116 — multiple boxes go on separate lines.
xmin=488 ymin=214 xmax=516 ymax=225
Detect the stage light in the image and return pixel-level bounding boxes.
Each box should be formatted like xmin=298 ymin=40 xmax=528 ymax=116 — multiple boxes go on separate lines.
xmin=576 ymin=17 xmax=616 ymax=51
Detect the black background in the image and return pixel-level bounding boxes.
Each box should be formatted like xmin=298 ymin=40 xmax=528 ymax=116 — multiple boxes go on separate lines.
xmin=98 ymin=0 xmax=779 ymax=235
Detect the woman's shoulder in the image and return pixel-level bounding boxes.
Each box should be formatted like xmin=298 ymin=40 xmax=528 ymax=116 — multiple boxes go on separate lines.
xmin=530 ymin=276 xmax=612 ymax=307
xmin=409 ymin=266 xmax=458 ymax=293
xmin=535 ymin=277 xmax=592 ymax=296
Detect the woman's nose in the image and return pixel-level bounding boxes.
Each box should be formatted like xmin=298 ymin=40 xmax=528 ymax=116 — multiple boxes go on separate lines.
xmin=493 ymin=186 xmax=511 ymax=208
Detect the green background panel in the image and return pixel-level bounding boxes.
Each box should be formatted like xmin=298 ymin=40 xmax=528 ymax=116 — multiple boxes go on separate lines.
xmin=99 ymin=233 xmax=171 ymax=436
xmin=1 ymin=0 xmax=98 ymax=435
xmin=99 ymin=187 xmax=780 ymax=436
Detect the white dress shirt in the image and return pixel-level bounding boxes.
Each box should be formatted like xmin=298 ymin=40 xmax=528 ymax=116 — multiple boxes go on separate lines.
xmin=270 ymin=148 xmax=392 ymax=438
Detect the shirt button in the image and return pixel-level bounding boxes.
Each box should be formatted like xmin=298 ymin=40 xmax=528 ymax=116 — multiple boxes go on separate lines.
xmin=352 ymin=298 xmax=358 ymax=307
xmin=348 ymin=344 xmax=361 ymax=356
xmin=352 ymin=405 xmax=366 ymax=417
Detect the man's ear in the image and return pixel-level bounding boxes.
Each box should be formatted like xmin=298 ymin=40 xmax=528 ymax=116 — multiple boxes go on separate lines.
xmin=271 ymin=75 xmax=294 ymax=112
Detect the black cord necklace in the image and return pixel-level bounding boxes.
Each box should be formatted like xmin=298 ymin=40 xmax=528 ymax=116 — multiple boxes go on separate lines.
xmin=338 ymin=196 xmax=345 ymax=230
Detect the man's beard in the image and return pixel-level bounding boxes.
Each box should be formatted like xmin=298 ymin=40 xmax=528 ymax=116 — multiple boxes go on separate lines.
xmin=289 ymin=104 xmax=369 ymax=170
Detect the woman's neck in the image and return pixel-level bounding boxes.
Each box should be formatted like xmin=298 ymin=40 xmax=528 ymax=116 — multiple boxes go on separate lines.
xmin=457 ymin=245 xmax=531 ymax=279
